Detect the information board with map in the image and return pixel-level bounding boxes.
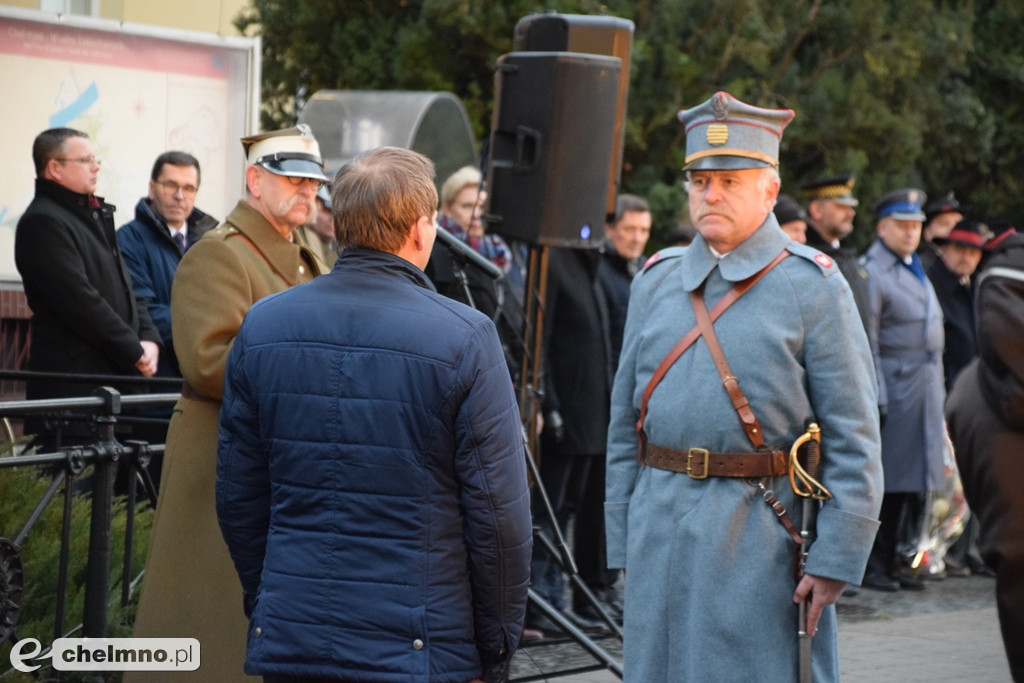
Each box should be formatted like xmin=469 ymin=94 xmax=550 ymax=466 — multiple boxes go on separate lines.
xmin=0 ymin=7 xmax=259 ymax=281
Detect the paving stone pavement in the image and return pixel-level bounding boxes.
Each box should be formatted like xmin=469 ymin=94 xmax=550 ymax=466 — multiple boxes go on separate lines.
xmin=511 ymin=574 xmax=1010 ymax=682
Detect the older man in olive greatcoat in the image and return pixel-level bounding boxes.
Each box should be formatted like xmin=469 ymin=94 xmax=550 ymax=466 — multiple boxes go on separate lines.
xmin=605 ymin=92 xmax=883 ymax=682
xmin=130 ymin=125 xmax=327 ymax=682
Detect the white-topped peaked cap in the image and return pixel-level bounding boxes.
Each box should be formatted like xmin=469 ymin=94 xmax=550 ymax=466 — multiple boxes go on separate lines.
xmin=678 ymin=91 xmax=795 ymax=171
xmin=241 ymin=123 xmax=329 ymax=181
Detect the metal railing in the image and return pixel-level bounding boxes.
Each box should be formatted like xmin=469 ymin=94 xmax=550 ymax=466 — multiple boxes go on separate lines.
xmin=0 ymin=377 xmax=179 ymax=652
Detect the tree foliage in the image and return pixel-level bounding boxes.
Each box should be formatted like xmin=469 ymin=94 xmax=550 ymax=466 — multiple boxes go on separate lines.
xmin=236 ymin=0 xmax=1024 ymax=250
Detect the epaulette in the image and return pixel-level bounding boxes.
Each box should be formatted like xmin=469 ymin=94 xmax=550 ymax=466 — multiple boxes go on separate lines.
xmin=200 ymin=224 xmax=240 ymax=241
xmin=638 ymin=246 xmax=687 ymax=276
xmin=786 ymin=242 xmax=839 ymax=276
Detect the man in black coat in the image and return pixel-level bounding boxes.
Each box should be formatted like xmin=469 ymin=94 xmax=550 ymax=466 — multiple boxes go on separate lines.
xmin=579 ymin=194 xmax=651 ymax=620
xmin=927 ymin=219 xmax=993 ymax=579
xmin=530 ymin=244 xmax=613 ymax=632
xmin=926 ymin=220 xmax=987 ymax=391
xmin=15 ymin=127 xmax=160 ymax=446
xmin=801 ymin=173 xmax=871 ymax=332
xmin=598 ymin=194 xmax=651 ymax=373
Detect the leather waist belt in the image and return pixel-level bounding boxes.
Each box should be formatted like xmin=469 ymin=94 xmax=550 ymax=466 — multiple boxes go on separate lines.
xmin=642 ymin=442 xmax=789 ymax=479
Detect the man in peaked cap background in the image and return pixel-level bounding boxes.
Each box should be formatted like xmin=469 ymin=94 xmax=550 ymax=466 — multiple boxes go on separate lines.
xmin=861 ymin=188 xmax=946 ymax=594
xmin=605 ymin=91 xmax=882 ymax=681
xmin=920 ymin=191 xmax=965 ymax=270
xmin=129 ymin=125 xmax=328 ymax=682
xmin=802 ymin=173 xmax=872 ymax=332
xmin=926 ymin=219 xmax=994 ymax=581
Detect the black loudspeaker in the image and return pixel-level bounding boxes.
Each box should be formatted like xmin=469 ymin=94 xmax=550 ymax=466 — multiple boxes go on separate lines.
xmin=485 ymin=51 xmax=621 ymax=248
xmin=513 ymin=13 xmax=634 ymax=216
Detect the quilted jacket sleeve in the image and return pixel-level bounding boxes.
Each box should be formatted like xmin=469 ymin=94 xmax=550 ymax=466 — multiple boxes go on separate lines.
xmin=453 ymin=320 xmax=533 ymax=682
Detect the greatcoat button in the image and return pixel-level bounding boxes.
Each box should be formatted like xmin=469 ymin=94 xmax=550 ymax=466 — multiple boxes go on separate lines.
xmin=412 ymin=639 xmax=423 ymax=650
xmin=254 ymin=627 xmax=262 ymax=637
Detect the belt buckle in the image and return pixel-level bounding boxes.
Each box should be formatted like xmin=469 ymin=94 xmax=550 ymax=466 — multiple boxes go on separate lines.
xmin=686 ymin=448 xmax=710 ymax=479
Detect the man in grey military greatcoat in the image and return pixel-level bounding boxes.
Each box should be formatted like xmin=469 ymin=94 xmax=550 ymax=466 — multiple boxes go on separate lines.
xmin=605 ymin=92 xmax=883 ymax=682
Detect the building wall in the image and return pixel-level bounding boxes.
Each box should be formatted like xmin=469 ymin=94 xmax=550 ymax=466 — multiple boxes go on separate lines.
xmin=0 ymin=0 xmax=255 ymax=398
xmin=0 ymin=0 xmax=251 ymax=36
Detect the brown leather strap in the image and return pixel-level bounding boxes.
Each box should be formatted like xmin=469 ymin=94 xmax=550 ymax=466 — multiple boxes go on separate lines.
xmin=635 ymin=249 xmax=790 ymax=460
xmin=644 ymin=443 xmax=789 ymax=479
xmin=763 ymin=487 xmax=804 ymax=545
xmin=691 ymin=286 xmax=766 ymax=450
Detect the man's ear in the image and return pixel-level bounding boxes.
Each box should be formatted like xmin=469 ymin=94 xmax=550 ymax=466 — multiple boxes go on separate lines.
xmin=245 ymin=166 xmax=261 ymax=198
xmin=411 ymin=215 xmax=432 ymax=251
xmin=43 ymin=158 xmax=62 ymax=183
xmin=806 ymin=201 xmax=820 ymax=222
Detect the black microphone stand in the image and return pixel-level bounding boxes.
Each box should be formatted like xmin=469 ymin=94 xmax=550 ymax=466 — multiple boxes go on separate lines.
xmin=432 ymin=231 xmax=622 ymax=678
xmin=513 ymin=242 xmax=623 ymax=681
xmin=434 ymin=222 xmax=502 ymax=311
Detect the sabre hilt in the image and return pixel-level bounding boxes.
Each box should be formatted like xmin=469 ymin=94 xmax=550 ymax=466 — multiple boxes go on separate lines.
xmin=789 ymin=422 xmax=831 ymax=501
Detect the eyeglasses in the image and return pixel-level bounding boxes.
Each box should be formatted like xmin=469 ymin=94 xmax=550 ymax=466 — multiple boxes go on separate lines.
xmin=155 ymin=180 xmax=198 ymax=197
xmin=56 ymin=156 xmax=101 ymax=167
xmin=283 ymin=175 xmax=325 ymax=189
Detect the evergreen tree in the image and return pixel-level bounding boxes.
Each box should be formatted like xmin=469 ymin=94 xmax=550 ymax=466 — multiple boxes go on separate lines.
xmin=234 ymin=0 xmax=1024 ymax=248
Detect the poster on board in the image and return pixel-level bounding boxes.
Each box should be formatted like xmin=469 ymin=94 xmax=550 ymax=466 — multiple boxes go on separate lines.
xmin=0 ymin=7 xmax=259 ymax=281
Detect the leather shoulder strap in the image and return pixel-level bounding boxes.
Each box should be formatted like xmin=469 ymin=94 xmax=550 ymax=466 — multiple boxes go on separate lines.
xmin=635 ymin=249 xmax=789 ymax=457
xmin=691 ymin=286 xmax=764 ymax=449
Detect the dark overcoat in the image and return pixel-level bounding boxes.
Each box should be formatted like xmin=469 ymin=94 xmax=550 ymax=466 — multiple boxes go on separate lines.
xmin=945 ymin=234 xmax=1024 ymax=679
xmin=926 ymin=258 xmax=977 ymax=391
xmin=15 ymin=179 xmax=159 ymax=401
xmin=542 ymin=247 xmax=612 ymax=456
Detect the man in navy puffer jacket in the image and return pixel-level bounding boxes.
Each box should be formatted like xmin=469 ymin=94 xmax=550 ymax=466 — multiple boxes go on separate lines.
xmin=217 ymin=146 xmax=533 ymax=683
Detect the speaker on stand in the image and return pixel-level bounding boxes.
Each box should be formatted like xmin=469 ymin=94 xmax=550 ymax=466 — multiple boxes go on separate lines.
xmin=485 ymin=51 xmax=620 ymax=248
xmin=483 ymin=15 xmax=634 ymax=682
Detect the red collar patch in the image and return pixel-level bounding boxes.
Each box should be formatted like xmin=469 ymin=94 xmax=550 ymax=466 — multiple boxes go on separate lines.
xmin=644 ymin=253 xmax=662 ymax=268
xmin=814 ymin=253 xmax=834 ymax=268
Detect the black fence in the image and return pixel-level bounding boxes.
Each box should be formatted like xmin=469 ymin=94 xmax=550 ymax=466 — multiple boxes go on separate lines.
xmin=0 ymin=371 xmax=178 ymax=657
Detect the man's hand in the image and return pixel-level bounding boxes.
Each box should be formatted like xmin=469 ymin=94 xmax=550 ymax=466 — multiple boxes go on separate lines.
xmin=792 ymin=573 xmax=846 ymax=636
xmin=135 ymin=340 xmax=160 ymax=377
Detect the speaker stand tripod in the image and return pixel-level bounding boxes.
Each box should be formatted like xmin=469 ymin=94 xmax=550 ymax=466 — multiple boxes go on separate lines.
xmin=513 ymin=243 xmax=623 ymax=680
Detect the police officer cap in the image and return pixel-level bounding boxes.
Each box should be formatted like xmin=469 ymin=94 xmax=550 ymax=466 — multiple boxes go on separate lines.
xmin=677 ymin=91 xmax=794 ymax=171
xmin=875 ymin=188 xmax=927 ymax=221
xmin=801 ymin=173 xmax=859 ymax=207
xmin=933 ymin=219 xmax=991 ymax=250
xmin=773 ymin=194 xmax=807 ymax=225
xmin=923 ymin=191 xmax=962 ymax=224
xmin=241 ymin=124 xmax=329 ymax=181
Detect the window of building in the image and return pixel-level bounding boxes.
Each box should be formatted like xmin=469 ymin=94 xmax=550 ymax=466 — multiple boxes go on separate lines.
xmin=39 ymin=0 xmax=99 ymax=16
